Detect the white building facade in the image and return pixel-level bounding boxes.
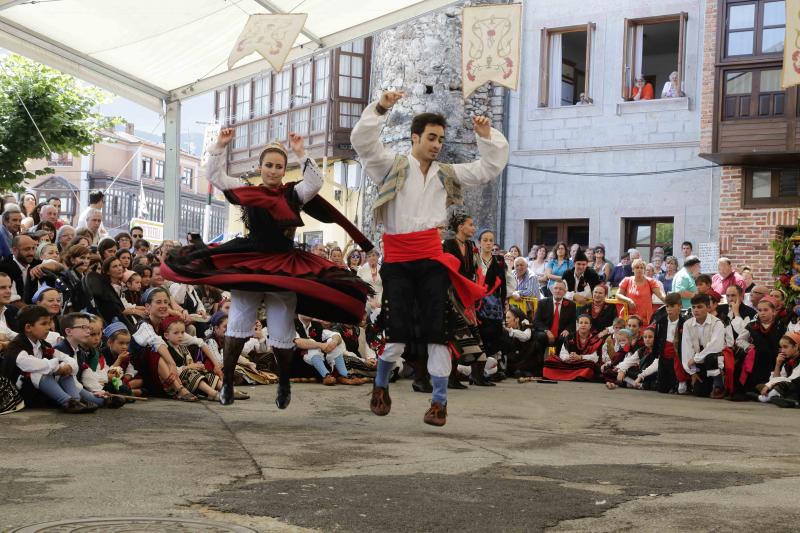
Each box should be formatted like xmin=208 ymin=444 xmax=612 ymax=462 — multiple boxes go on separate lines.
xmin=503 ymin=0 xmax=718 ymax=262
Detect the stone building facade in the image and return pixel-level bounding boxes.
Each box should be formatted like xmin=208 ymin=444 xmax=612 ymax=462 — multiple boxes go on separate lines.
xmin=698 ymin=0 xmax=799 ymax=283
xmin=360 ymin=0 xmax=509 ymax=244
xmin=502 ymin=0 xmax=717 ymax=264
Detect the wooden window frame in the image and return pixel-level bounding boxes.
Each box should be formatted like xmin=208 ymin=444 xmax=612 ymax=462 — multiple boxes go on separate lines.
xmin=743 ymin=168 xmax=800 ymax=207
xmin=526 ymin=219 xmax=590 ymax=251
xmin=141 ymin=156 xmax=152 ymax=178
xmin=539 ymin=23 xmax=595 ymax=107
xmin=722 ymin=0 xmax=786 ymax=60
xmin=233 ymin=80 xmax=252 ymax=123
xmin=621 ymin=13 xmax=687 ymax=101
xmin=624 ymin=218 xmax=675 ymax=261
xmin=722 ymin=66 xmax=786 ymax=119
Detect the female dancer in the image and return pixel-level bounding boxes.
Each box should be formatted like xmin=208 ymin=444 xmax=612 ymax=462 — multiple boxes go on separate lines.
xmin=162 ymin=130 xmax=373 ymax=408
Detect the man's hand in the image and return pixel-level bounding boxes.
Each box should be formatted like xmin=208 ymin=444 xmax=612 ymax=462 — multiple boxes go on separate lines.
xmin=573 ymin=294 xmax=589 ymax=306
xmin=473 ymin=116 xmax=492 ymax=139
xmin=288 ymin=132 xmax=305 ymax=160
xmin=216 ymin=128 xmax=234 ymax=149
xmin=29 ymin=265 xmax=46 ymax=279
xmin=545 ymin=331 xmax=555 ymax=344
xmin=560 ymin=329 xmax=570 ymax=338
xmin=379 ymin=91 xmax=404 ymax=110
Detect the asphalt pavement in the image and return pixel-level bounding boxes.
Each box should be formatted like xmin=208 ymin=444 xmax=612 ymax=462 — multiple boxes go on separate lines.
xmin=2 ymin=379 xmax=800 ymax=532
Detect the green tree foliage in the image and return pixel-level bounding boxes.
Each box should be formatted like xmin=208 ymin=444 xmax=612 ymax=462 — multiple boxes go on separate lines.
xmin=0 ymin=54 xmax=120 ymax=190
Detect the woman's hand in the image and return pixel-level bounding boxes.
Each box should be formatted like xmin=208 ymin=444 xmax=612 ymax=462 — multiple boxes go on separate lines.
xmin=216 ymin=128 xmax=234 ymax=149
xmin=288 ymin=132 xmax=305 ymax=160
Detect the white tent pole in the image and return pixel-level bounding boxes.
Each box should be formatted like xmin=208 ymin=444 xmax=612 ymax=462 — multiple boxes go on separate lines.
xmin=164 ymin=101 xmax=181 ymax=241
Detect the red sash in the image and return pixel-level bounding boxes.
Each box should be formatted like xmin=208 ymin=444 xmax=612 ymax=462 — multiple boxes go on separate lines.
xmin=383 ymin=229 xmax=487 ymax=316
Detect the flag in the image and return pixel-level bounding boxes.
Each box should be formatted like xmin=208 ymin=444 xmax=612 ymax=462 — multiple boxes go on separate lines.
xmin=137 ymin=180 xmax=149 ymax=219
xmin=782 ymin=0 xmax=800 ymax=88
xmin=462 ymin=4 xmax=522 ymax=99
xmin=228 ymin=13 xmax=308 ymax=72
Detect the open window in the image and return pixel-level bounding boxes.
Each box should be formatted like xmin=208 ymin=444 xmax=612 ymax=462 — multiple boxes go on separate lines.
xmin=539 ymin=24 xmax=594 ymax=107
xmin=622 ymin=13 xmax=687 ymax=100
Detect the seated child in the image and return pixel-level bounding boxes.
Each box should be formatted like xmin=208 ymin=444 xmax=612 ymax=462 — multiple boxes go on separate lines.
xmin=101 ymin=321 xmax=144 ymax=397
xmin=756 ymin=332 xmax=800 ymax=408
xmin=602 ymin=328 xmax=634 ymax=389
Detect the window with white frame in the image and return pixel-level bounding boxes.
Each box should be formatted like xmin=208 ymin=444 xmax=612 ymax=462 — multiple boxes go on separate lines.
xmin=290 ymin=108 xmax=310 ymax=137
xmin=622 ymin=14 xmax=687 ymax=100
xmin=314 ymin=55 xmax=330 ymax=101
xmin=273 ymin=69 xmax=291 ymax=112
xmin=154 ymin=160 xmax=164 ymax=180
xmin=253 ymin=76 xmax=270 ymax=117
xmin=539 ymin=24 xmax=594 ymax=107
xmin=250 ymin=119 xmax=268 ymax=147
xmin=141 ymin=156 xmax=152 ymax=178
xmin=293 ymin=61 xmax=312 ymax=107
xmin=311 ymin=104 xmax=327 ymax=133
xmin=181 ymin=167 xmax=194 ymax=188
xmin=235 ymin=81 xmax=251 ymax=122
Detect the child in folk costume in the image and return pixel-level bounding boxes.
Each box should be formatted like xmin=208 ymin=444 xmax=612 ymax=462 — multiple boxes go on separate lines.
xmin=630 ymin=327 xmax=660 ymax=390
xmin=295 ymin=316 xmax=363 ymax=386
xmin=161 ymin=315 xmax=229 ymax=401
xmin=755 ymin=332 xmax=800 ymax=408
xmin=101 ymin=321 xmax=143 ymax=397
xmin=682 ymin=294 xmax=727 ymax=399
xmin=544 ymin=314 xmax=606 ymax=381
xmin=602 ymin=328 xmax=635 ymax=389
xmin=203 ymin=311 xmax=264 ymax=383
xmin=162 ymin=130 xmax=373 ymax=409
xmin=650 ymin=293 xmax=689 ymax=394
xmin=2 ymin=306 xmax=98 ymax=413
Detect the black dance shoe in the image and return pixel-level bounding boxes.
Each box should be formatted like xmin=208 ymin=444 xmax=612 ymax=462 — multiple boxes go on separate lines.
xmin=275 ymin=383 xmax=291 ymax=409
xmin=219 ymin=382 xmax=235 ymax=406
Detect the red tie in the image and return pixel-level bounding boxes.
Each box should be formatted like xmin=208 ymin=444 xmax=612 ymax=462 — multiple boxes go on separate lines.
xmin=551 ymin=301 xmax=561 ymax=338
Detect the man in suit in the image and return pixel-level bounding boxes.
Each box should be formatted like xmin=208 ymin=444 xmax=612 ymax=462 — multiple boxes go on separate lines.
xmin=0 ymin=235 xmax=37 ymax=308
xmin=532 ymin=279 xmax=577 ymax=357
xmin=562 ymin=249 xmax=600 ymax=306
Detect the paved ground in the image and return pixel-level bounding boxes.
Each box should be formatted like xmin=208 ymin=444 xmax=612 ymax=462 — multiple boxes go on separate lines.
xmin=2 ymin=379 xmax=800 ymax=532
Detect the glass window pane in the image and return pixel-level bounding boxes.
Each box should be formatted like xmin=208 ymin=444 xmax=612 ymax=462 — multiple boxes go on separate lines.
xmin=351 ymin=56 xmax=363 ymax=78
xmin=339 ymin=55 xmax=350 ymax=76
xmin=339 ymin=75 xmax=350 ymax=97
xmin=761 ymin=28 xmax=785 ymax=53
xmin=727 ymin=31 xmax=754 ymax=55
xmin=654 ymin=222 xmax=674 ymax=251
xmin=751 ymin=171 xmax=772 ymax=198
xmin=634 ymin=225 xmax=651 ymax=247
xmin=726 ymin=71 xmax=753 ymax=94
xmin=729 ymin=4 xmax=755 ymax=29
xmin=778 ymin=170 xmax=799 ymax=197
xmin=351 ymin=78 xmax=362 ymax=99
xmin=351 ymin=39 xmax=364 ymax=54
xmin=760 ymin=69 xmax=782 ymax=92
xmin=763 ymin=1 xmax=786 ymax=26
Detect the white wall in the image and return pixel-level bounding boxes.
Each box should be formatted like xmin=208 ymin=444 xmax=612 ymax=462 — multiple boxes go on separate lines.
xmin=504 ymin=0 xmax=717 ymax=262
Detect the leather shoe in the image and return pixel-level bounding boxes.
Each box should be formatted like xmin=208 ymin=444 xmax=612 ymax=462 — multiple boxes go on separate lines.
xmin=412 ymin=378 xmax=432 ymax=393
xmin=448 ymin=375 xmax=468 ymax=389
xmin=423 ymin=401 xmax=447 ymax=427
xmin=219 ymin=382 xmax=235 ymax=405
xmin=103 ymin=396 xmax=126 ymax=409
xmin=770 ymin=396 xmax=798 ymax=408
xmin=336 ymin=376 xmax=362 ymax=385
xmin=322 ymin=374 xmax=337 ymax=386
xmin=469 ymin=375 xmax=496 ymax=387
xmin=370 ymin=386 xmax=391 ymax=416
xmin=79 ymin=400 xmax=99 ymax=412
xmin=62 ymin=398 xmax=91 ymax=414
xmin=275 ymin=383 xmax=291 ymax=409
xmin=710 ymin=387 xmax=725 ymax=399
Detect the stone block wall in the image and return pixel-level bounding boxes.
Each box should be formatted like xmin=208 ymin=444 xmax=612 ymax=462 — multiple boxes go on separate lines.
xmin=718 ymin=166 xmax=800 ymax=283
xmin=360 ymin=0 xmax=508 ymax=245
xmin=699 ymin=0 xmax=717 ymax=154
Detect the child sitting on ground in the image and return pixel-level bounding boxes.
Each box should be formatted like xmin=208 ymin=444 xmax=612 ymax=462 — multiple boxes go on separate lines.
xmin=631 ymin=327 xmax=660 ymax=390
xmin=295 ymin=316 xmax=363 ymax=386
xmin=756 ymin=332 xmax=800 ymax=408
xmin=161 ymin=315 xmax=245 ymax=401
xmin=101 ymin=321 xmax=144 ymax=397
xmin=2 ymin=307 xmax=101 ymax=413
xmin=602 ymin=328 xmax=633 ymax=389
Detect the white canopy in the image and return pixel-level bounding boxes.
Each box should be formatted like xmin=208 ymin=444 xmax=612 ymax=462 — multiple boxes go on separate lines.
xmin=0 ymin=0 xmax=456 ymax=111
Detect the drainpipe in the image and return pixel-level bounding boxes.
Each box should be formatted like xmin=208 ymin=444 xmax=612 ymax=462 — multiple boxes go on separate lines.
xmin=498 ymin=86 xmax=510 ymax=246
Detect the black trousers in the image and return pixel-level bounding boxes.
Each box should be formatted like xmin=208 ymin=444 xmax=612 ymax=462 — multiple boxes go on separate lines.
xmin=656 ymin=356 xmax=677 ymax=393
xmin=380 ymin=259 xmax=450 ymax=345
xmin=692 ymin=353 xmax=722 ymax=397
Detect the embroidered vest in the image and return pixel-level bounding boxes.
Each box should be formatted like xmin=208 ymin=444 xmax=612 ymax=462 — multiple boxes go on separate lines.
xmin=372 ymin=155 xmax=461 ymax=220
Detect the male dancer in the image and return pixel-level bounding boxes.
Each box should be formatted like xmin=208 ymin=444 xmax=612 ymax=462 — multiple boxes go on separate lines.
xmin=351 ymin=90 xmax=509 ymax=426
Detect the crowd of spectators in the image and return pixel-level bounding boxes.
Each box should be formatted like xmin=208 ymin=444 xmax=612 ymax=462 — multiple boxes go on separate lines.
xmin=1 ymin=187 xmax=798 ymax=416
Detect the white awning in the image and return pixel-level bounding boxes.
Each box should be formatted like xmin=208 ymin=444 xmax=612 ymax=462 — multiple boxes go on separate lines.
xmin=0 ymin=0 xmax=456 ymax=111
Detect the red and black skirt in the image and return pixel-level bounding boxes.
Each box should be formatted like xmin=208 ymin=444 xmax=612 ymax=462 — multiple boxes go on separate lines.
xmin=161 ymin=238 xmax=372 ymax=325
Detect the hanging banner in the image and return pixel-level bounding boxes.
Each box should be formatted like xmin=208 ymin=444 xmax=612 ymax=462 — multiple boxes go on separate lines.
xmin=782 ymin=0 xmax=800 ymax=88
xmin=228 ymin=13 xmax=308 ymax=71
xmin=462 ymin=4 xmax=522 ymax=99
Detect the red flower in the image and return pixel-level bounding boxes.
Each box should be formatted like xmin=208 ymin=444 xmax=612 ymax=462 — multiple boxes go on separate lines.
xmin=43 ymin=347 xmax=55 ymax=359
xmin=81 ymin=363 xmax=89 ymax=370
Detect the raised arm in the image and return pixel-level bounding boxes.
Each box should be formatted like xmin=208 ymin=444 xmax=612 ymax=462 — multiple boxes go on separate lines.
xmin=204 ymin=128 xmax=244 ymax=191
xmin=289 ymin=132 xmax=324 ymax=204
xmin=350 ymin=91 xmax=404 ymax=185
xmin=453 ymin=116 xmax=509 ymax=187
